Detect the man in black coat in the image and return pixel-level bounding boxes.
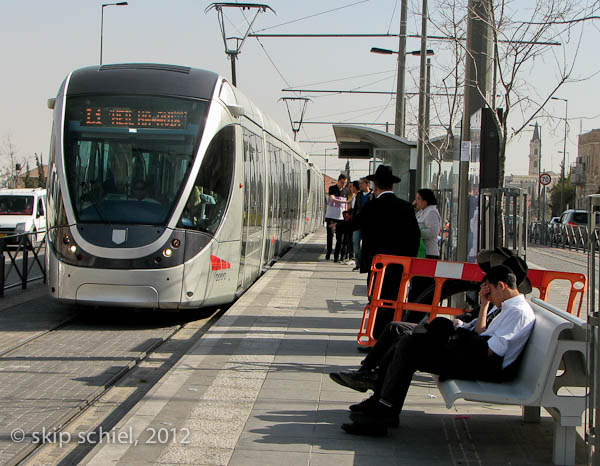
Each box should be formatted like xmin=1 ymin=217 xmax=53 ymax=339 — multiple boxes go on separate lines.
xmin=353 ymin=165 xmax=421 ymax=338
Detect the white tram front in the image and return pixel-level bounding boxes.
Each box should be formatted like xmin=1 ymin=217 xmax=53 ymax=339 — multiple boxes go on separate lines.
xmin=46 ymin=64 xmax=324 ymax=309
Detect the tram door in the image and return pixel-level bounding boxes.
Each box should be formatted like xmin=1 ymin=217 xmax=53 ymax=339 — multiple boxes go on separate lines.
xmin=263 ymin=142 xmax=279 ymax=264
xmin=281 ymin=151 xmax=293 ymax=248
xmin=237 ymin=128 xmax=265 ymax=291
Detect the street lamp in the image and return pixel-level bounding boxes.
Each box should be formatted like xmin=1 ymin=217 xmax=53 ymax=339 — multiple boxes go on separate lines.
xmin=100 ymin=2 xmax=128 ymax=65
xmin=370 ymin=46 xmax=435 ymax=197
xmin=370 ymin=47 xmax=435 ymax=138
xmin=323 ymin=147 xmax=338 ymax=176
xmin=528 ymin=123 xmax=542 ymax=221
xmin=370 ymin=47 xmax=435 ymax=56
xmin=551 ymin=96 xmax=568 ymax=213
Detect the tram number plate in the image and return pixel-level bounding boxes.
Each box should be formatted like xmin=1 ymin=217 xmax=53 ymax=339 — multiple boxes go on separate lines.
xmin=214 ymin=271 xmax=227 ymax=282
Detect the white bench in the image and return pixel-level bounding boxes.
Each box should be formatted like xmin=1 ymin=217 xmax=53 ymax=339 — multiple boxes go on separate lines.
xmin=437 ymin=299 xmax=587 ymax=466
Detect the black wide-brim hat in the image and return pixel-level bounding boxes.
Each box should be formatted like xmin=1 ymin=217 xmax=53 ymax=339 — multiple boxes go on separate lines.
xmin=366 ymin=164 xmax=401 ymax=184
xmin=477 ymin=247 xmax=532 ymax=294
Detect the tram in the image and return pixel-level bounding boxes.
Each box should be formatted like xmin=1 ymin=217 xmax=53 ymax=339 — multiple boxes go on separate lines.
xmin=46 ymin=64 xmax=325 ymax=309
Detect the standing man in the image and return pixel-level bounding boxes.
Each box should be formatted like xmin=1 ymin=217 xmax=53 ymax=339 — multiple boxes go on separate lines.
xmin=353 ymin=165 xmax=420 ymax=338
xmin=351 ymin=177 xmax=373 ymax=271
xmin=325 ymin=174 xmax=348 ymax=262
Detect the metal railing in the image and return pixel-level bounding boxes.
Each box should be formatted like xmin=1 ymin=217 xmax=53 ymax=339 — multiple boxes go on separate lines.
xmin=433 ymin=189 xmax=453 ymax=260
xmin=0 ymin=230 xmax=47 ymax=297
xmin=480 ymin=187 xmax=528 ymax=257
xmin=529 ymin=222 xmax=600 ymax=253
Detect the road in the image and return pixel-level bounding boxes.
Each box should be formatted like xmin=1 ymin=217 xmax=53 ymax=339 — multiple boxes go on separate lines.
xmin=526 ymin=244 xmax=594 ymax=316
xmin=0 ymin=291 xmax=222 ymax=465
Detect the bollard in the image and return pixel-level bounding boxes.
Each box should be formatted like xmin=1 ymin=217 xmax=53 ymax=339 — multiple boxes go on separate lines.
xmin=0 ymin=239 xmax=4 ymax=298
xmin=21 ymin=235 xmax=28 ymax=290
xmin=586 ymin=194 xmax=600 ymax=464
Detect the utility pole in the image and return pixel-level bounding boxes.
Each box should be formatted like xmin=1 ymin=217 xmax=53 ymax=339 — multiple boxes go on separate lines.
xmin=457 ymin=0 xmax=493 ymax=261
xmin=416 ymin=0 xmax=428 ymax=192
xmin=205 ymin=3 xmax=275 ymax=87
xmin=394 ymin=0 xmax=408 ymax=137
xmin=552 ymin=96 xmax=568 ymax=213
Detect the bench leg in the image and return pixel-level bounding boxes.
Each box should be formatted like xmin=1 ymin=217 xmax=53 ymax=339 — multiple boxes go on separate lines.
xmin=522 ymin=405 xmax=541 ymax=423
xmin=553 ymin=424 xmax=576 ymax=466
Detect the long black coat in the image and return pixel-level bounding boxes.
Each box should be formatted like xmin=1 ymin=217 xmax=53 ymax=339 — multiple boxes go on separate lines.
xmin=354 ymin=192 xmax=420 ymax=273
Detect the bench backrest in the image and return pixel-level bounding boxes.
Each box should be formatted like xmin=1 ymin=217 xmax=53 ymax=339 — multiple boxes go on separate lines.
xmin=503 ymin=301 xmax=574 ymax=401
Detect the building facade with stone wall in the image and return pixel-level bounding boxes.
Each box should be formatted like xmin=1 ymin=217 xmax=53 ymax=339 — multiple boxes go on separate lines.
xmin=574 ymin=129 xmax=600 ymax=208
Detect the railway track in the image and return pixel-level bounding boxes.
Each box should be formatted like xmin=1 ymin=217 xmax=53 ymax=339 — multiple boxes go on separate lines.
xmin=0 ymin=300 xmax=225 ymax=466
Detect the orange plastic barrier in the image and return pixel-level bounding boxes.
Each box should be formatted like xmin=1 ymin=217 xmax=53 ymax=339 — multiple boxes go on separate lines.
xmin=357 ymin=255 xmax=587 ymax=347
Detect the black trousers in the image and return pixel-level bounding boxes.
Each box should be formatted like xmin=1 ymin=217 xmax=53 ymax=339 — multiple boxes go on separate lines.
xmin=326 ymin=219 xmax=344 ymax=259
xmin=377 ymin=319 xmax=505 ymax=412
xmin=361 ymin=321 xmax=417 ymax=371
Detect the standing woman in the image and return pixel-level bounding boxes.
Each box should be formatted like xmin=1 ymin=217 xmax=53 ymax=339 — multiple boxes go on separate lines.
xmin=414 ymin=188 xmax=441 ymax=259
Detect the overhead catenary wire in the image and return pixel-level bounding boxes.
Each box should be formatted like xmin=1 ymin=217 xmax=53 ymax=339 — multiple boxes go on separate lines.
xmin=236 ymin=4 xmax=295 ymax=90
xmin=254 ymin=0 xmax=371 ymax=32
xmin=287 ymin=69 xmax=396 ymax=90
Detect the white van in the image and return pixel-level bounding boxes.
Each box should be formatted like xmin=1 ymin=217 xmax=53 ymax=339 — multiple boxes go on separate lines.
xmin=0 ymin=188 xmax=47 ymax=246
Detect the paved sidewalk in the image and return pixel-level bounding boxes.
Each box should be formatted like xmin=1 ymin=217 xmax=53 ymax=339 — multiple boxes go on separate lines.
xmin=83 ymin=229 xmax=586 ymax=465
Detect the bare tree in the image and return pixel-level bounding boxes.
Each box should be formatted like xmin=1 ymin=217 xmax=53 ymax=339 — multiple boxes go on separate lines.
xmin=425 ymin=0 xmax=466 ymax=189
xmin=423 ymin=0 xmax=598 ymax=246
xmin=34 ymin=153 xmax=46 ymax=188
xmin=463 ymin=0 xmax=596 ymax=184
xmin=1 ymin=135 xmax=23 ymax=188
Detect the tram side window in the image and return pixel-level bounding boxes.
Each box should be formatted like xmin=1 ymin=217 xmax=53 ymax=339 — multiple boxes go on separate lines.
xmin=178 ymin=125 xmax=235 ymax=235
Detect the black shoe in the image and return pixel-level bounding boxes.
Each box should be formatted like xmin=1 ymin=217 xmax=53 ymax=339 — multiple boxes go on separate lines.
xmin=341 ymin=421 xmax=388 ymax=437
xmin=352 ymin=266 xmax=360 ymax=271
xmin=325 ymin=252 xmax=331 ymax=260
xmin=337 ymin=370 xmax=377 ymax=392
xmin=349 ymin=402 xmax=400 ymax=428
xmin=356 ymin=345 xmax=371 ymax=354
xmin=334 ymin=257 xmax=339 ymax=263
xmin=349 ymin=396 xmax=378 ymax=413
xmin=329 ymin=372 xmax=368 ymax=393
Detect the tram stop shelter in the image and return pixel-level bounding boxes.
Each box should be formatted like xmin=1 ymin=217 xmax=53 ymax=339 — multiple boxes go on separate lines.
xmin=333 ymin=124 xmax=436 ymax=200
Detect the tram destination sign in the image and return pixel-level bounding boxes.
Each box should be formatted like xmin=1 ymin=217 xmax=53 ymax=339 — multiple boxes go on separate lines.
xmin=82 ymin=107 xmax=189 ymax=129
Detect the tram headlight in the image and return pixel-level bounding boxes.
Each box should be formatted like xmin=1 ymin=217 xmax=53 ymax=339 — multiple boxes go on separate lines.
xmin=63 ymin=233 xmax=71 ymax=244
xmin=69 ymin=245 xmax=77 ymax=253
xmin=15 ymin=223 xmax=26 ymax=234
xmin=171 ymin=239 xmax=181 ymax=248
xmin=163 ymin=248 xmax=173 ymax=258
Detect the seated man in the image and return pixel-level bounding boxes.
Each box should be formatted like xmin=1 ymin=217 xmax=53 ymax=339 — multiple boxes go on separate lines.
xmin=337 ymin=262 xmax=535 ymax=436
xmin=330 ymin=249 xmax=531 ymax=394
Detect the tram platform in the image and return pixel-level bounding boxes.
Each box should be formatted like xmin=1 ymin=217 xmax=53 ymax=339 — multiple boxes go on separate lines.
xmin=82 ymin=228 xmax=586 ymax=466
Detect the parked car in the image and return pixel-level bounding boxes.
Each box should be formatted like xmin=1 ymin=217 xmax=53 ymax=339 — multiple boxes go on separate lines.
xmin=0 ymin=188 xmax=47 ymax=246
xmin=558 ymin=209 xmax=600 ymax=227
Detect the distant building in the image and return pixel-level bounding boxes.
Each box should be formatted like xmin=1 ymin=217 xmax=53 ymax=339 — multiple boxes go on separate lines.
xmin=529 ymin=123 xmax=541 ymax=177
xmin=574 ymin=129 xmax=600 ymax=208
xmin=323 ymin=174 xmax=336 ymax=194
xmin=15 ymin=165 xmax=48 ymax=189
xmin=504 ymin=125 xmax=558 ymax=220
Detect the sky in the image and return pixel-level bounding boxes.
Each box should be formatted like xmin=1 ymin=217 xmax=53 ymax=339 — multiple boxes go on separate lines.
xmin=1 ymin=0 xmax=599 ymax=181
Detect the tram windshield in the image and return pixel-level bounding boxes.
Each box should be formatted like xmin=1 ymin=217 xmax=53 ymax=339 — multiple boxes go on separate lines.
xmin=63 ymin=95 xmax=209 ymax=225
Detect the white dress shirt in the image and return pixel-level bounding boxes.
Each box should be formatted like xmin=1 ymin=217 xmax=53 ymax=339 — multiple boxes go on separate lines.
xmin=481 ymin=294 xmax=535 ymax=368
